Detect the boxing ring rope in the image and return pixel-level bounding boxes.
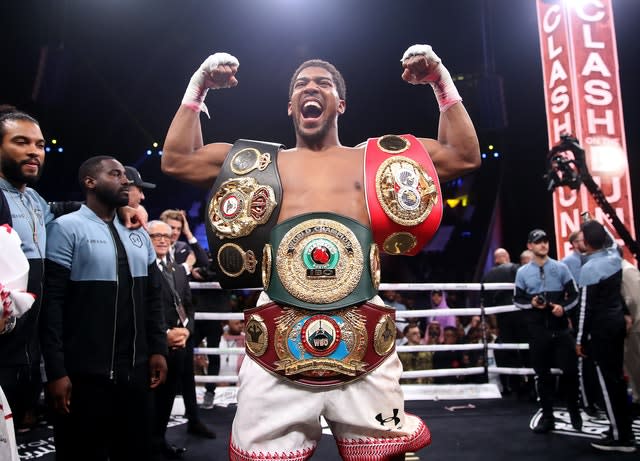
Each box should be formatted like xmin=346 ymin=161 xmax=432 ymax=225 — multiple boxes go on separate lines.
xmin=189 ymin=282 xmax=558 ymax=389
xmin=190 ymin=282 xmax=516 ymax=292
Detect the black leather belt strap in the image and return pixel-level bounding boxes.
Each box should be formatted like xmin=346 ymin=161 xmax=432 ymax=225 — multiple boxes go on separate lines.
xmin=205 ymin=139 xmax=284 ymax=288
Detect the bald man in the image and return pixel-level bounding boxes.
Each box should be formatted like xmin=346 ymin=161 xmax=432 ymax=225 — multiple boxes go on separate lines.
xmin=482 ymin=248 xmax=528 ymax=395
xmin=483 ymin=248 xmax=517 ymax=306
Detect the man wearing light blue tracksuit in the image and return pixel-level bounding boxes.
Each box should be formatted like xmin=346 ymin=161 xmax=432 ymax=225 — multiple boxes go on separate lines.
xmin=514 ymin=228 xmax=581 ymax=434
xmin=40 ymin=156 xmax=168 ymax=460
xmin=576 ymin=220 xmax=635 ymax=453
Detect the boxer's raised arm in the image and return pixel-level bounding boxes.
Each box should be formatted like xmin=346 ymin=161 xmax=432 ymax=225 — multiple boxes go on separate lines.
xmin=401 ymin=44 xmax=480 ymax=182
xmin=162 ymin=53 xmax=239 ymax=189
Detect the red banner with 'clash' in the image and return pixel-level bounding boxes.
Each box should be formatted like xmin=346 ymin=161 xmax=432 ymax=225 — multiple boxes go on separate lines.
xmin=536 ymin=0 xmax=635 ymax=260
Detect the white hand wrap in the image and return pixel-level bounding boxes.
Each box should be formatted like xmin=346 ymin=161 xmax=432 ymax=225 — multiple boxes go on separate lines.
xmin=401 ymin=44 xmax=462 ymax=112
xmin=181 ymin=52 xmax=240 ymax=117
xmin=401 ymin=44 xmax=441 ymax=65
xmin=1 ymin=283 xmax=34 ymax=320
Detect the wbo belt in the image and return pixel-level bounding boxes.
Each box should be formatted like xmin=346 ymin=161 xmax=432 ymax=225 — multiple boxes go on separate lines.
xmin=364 ymin=134 xmax=442 ymax=256
xmin=262 ymin=212 xmax=380 ymax=311
xmin=244 ymin=302 xmax=397 ymax=386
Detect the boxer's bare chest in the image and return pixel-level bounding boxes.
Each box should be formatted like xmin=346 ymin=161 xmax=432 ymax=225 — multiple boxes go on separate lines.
xmin=277 ymin=146 xmax=369 ymax=225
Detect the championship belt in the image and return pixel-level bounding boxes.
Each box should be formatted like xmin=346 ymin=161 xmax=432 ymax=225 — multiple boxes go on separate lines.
xmin=364 ymin=134 xmax=442 ymax=256
xmin=263 ymin=212 xmax=381 ymax=311
xmin=206 ymin=139 xmax=284 ymax=288
xmin=244 ymin=302 xmax=396 ymax=386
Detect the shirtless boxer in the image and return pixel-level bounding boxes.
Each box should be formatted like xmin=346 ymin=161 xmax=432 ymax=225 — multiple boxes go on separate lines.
xmin=162 ymin=44 xmax=479 ymax=460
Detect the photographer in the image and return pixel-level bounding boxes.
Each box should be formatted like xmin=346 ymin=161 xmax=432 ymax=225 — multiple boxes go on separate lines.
xmin=514 ymin=229 xmax=581 ymax=434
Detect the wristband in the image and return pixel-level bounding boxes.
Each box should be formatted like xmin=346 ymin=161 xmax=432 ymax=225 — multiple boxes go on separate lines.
xmin=430 ymin=64 xmax=462 ymax=112
xmin=181 ymin=52 xmax=240 ymax=118
xmin=401 ymin=44 xmax=462 ymax=112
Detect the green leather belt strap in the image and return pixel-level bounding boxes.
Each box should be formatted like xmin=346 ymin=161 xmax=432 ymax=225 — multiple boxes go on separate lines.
xmin=264 ymin=212 xmax=379 ymax=311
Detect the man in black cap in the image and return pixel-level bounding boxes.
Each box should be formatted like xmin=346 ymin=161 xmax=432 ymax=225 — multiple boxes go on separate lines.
xmin=125 ymin=166 xmax=156 ymax=211
xmin=514 ymin=229 xmax=582 ymax=434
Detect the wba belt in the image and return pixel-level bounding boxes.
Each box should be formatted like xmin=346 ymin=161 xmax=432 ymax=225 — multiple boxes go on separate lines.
xmin=205 ymin=139 xmax=284 ymax=288
xmin=262 ymin=212 xmax=380 ymax=311
xmin=364 ymin=134 xmax=442 ymax=256
xmin=244 ymin=302 xmax=396 ymax=386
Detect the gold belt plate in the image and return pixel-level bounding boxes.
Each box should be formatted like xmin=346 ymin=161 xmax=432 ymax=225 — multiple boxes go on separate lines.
xmin=375 ymin=156 xmax=438 ymax=226
xmin=275 ymin=218 xmax=365 ymax=305
xmin=209 ymin=177 xmax=277 ymax=238
xmin=273 ymin=307 xmax=368 ymax=377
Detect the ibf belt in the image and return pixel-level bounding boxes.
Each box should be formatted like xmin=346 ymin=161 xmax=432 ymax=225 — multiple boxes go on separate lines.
xmin=364 ymin=134 xmax=442 ymax=256
xmin=244 ymin=302 xmax=396 ymax=386
xmin=263 ymin=213 xmax=380 ymax=311
xmin=206 ymin=139 xmax=284 ymax=288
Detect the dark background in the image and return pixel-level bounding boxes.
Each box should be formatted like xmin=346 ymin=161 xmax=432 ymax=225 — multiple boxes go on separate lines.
xmin=1 ymin=0 xmax=638 ymax=284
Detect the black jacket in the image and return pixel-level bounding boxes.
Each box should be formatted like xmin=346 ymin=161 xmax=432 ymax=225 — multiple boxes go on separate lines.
xmin=514 ymin=258 xmax=579 ymax=332
xmin=173 ymin=240 xmax=209 ymax=268
xmin=0 ymin=182 xmax=81 ymax=367
xmin=482 ymin=262 xmax=519 ymax=307
xmin=576 ymin=248 xmax=626 ymax=345
xmin=40 ymin=206 xmax=168 ymax=382
xmin=158 ymin=260 xmax=195 ymax=335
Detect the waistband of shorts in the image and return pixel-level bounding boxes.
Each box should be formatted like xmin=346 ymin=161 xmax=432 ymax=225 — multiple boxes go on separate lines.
xmin=262 ymin=212 xmax=380 ymax=311
xmin=243 ymin=301 xmax=396 ymax=387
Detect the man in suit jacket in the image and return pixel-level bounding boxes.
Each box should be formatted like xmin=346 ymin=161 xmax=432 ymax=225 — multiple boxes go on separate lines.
xmin=148 ymin=221 xmax=214 ymax=459
xmin=159 ymin=209 xmax=208 ymax=276
xmin=158 ymin=209 xmax=225 ymax=414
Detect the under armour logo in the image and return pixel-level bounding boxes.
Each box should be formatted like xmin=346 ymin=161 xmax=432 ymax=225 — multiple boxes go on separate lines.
xmin=375 ymin=409 xmax=400 ymax=427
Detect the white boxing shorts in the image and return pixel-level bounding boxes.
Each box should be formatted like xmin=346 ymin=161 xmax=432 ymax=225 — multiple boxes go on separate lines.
xmin=229 ymin=293 xmax=431 ymax=460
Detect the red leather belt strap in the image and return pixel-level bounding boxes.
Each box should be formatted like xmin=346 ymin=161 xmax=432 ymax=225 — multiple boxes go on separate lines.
xmin=364 ymin=134 xmax=443 ymax=256
xmin=243 ymin=302 xmax=397 ymax=387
